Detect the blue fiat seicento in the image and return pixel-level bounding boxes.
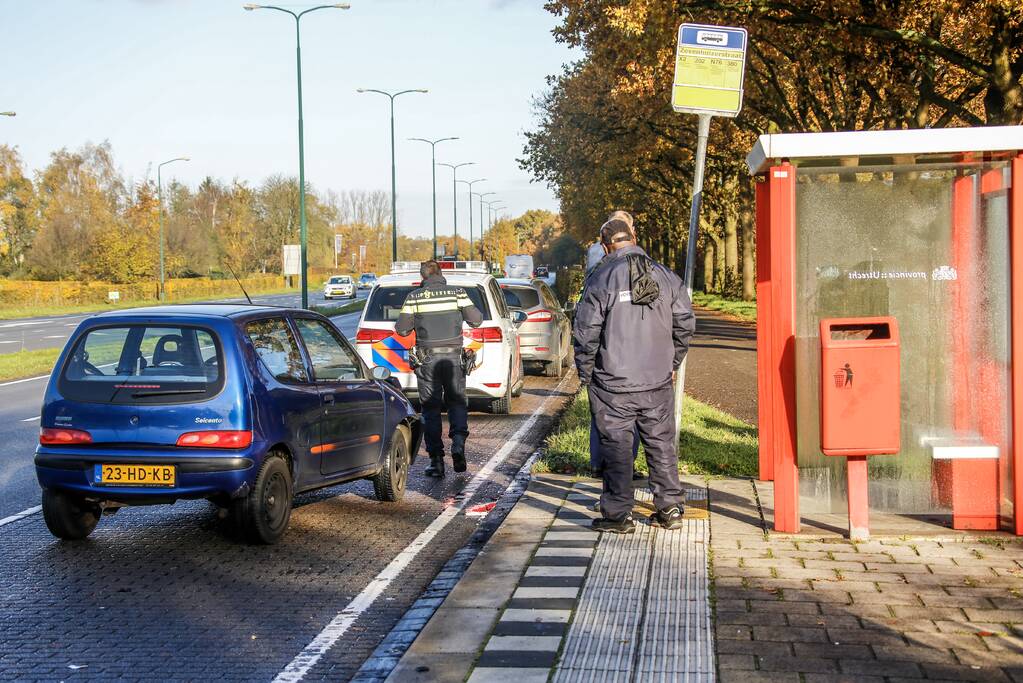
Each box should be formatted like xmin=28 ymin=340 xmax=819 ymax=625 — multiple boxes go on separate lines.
xmin=34 ymin=305 xmax=421 ymax=544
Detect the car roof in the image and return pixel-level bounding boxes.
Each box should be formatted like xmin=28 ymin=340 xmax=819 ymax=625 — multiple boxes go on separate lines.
xmin=89 ymin=304 xmax=306 ymax=320
xmin=377 ymin=272 xmax=495 ymax=286
xmin=497 ymin=278 xmax=541 ymax=288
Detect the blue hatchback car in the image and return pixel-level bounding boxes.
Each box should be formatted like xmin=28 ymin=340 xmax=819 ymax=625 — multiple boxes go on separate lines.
xmin=34 ymin=305 xmax=421 ymax=544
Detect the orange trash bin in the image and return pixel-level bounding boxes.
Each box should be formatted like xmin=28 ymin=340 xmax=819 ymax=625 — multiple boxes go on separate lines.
xmin=820 ymin=317 xmax=901 ymax=456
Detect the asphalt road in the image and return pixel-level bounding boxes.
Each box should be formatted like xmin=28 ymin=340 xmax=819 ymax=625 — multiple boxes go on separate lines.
xmin=0 ymin=288 xmax=369 ymax=355
xmin=0 ymin=307 xmax=576 ymax=682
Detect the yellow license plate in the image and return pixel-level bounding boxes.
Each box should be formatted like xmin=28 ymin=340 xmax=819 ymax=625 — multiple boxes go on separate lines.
xmin=97 ymin=464 xmax=176 ymax=486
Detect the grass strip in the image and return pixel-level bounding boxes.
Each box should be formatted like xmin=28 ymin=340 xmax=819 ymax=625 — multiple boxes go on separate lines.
xmin=534 ymin=389 xmax=758 ymax=479
xmin=0 ymin=347 xmax=62 ymax=383
xmin=691 ymin=291 xmax=756 ymax=322
xmin=0 ymin=286 xmax=298 ymax=320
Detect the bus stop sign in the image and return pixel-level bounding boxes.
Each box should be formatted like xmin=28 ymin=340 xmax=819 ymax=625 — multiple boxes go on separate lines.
xmin=672 ymin=23 xmax=747 ymax=117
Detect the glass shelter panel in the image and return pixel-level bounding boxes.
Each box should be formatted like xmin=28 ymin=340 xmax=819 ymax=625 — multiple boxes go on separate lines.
xmin=793 ymin=161 xmax=1014 ymax=526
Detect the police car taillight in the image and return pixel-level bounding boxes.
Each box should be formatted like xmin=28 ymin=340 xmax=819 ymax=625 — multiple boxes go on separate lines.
xmin=469 ymin=327 xmax=503 ymax=343
xmin=356 ymin=328 xmax=390 ymax=344
xmin=527 ymin=309 xmax=553 ymax=323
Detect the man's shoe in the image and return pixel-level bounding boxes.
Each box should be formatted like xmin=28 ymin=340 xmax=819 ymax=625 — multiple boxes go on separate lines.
xmin=451 ymin=447 xmax=467 ymax=473
xmin=592 ymin=515 xmax=636 ymax=534
xmin=424 ymin=455 xmax=445 ymax=478
xmin=590 ymin=467 xmax=603 ymax=479
xmin=651 ymin=505 xmax=684 ymax=530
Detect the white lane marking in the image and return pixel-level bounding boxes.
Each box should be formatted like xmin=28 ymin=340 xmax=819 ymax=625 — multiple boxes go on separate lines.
xmin=0 ymin=374 xmax=50 ymax=387
xmin=43 ymin=335 xmax=66 ymax=339
xmin=0 ymin=505 xmax=41 ymax=528
xmin=0 ymin=321 xmax=51 ymax=329
xmin=20 ymin=415 xmax=40 ymax=422
xmin=273 ymin=370 xmax=575 ymax=683
xmin=0 ymin=340 xmax=18 ymax=344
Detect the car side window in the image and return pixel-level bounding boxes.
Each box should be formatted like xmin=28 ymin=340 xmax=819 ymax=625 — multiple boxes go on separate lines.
xmin=246 ymin=318 xmax=309 ymax=383
xmin=489 ymin=280 xmax=510 ymax=318
xmin=293 ymin=318 xmax=364 ymax=381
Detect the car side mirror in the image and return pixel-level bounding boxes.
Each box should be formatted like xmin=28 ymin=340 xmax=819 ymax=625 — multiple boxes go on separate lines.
xmin=371 ymin=366 xmax=392 ymax=381
xmin=565 ymin=300 xmax=576 ymax=312
xmin=511 ymin=309 xmax=528 ymax=326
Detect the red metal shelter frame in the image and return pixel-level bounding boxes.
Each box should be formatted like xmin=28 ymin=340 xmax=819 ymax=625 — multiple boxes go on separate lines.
xmin=754 ymin=152 xmax=1023 ymax=535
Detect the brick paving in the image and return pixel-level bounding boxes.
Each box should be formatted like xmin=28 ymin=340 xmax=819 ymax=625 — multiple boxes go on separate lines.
xmin=0 ymin=373 xmax=576 ymax=682
xmin=709 ymin=478 xmax=1023 ymax=683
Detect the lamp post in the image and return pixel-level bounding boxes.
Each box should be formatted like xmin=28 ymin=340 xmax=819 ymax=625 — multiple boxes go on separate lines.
xmin=157 ymin=157 xmax=190 ymax=302
xmin=357 ymin=88 xmax=428 ymax=262
xmin=438 ymin=161 xmax=474 ymax=258
xmin=243 ymin=3 xmax=349 ymax=309
xmin=409 ymin=136 xmax=457 ymax=259
xmin=456 ymin=178 xmax=486 ymax=261
xmin=473 ymin=191 xmax=495 ymax=260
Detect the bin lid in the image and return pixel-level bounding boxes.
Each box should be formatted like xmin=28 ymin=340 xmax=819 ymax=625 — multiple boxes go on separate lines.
xmin=746 ymin=126 xmax=1023 ymax=175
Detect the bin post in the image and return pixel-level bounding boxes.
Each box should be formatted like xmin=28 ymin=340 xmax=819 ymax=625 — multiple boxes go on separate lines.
xmin=769 ymin=162 xmax=799 ymax=533
xmin=846 ymin=456 xmax=870 ymax=541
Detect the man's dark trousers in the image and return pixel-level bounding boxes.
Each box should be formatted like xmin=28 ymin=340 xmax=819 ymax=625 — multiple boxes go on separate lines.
xmin=589 ymin=381 xmax=684 ymax=520
xmin=416 ymin=350 xmax=468 ymax=456
xmin=589 ymin=413 xmax=640 ymax=472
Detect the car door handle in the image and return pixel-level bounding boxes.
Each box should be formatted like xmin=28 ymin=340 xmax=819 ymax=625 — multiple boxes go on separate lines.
xmin=322 ymin=394 xmax=335 ymax=405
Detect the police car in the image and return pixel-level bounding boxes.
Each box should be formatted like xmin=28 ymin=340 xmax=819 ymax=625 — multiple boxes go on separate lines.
xmin=355 ymin=261 xmax=526 ymax=414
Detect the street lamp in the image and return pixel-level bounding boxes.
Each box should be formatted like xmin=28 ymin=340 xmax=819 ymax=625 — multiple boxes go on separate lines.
xmin=457 ymin=178 xmax=486 ymax=261
xmin=473 ymin=191 xmax=495 ymax=260
xmin=409 ymin=136 xmax=458 ymax=259
xmin=438 ymin=162 xmax=474 ymax=258
xmin=244 ymin=3 xmax=350 ymax=309
xmin=0 ymin=112 xmax=15 ymax=117
xmin=357 ymin=88 xmax=428 ymax=262
xmin=157 ymin=157 xmax=190 ymax=302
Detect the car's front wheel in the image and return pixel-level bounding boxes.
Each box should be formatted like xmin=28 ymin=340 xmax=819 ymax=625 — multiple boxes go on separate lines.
xmin=373 ymin=425 xmax=410 ymax=502
xmin=42 ymin=489 xmax=100 ymax=540
xmin=233 ymin=454 xmax=293 ymax=544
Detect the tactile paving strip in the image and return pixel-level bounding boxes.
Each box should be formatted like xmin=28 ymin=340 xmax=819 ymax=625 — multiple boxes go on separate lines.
xmin=553 ymin=488 xmax=714 ymax=683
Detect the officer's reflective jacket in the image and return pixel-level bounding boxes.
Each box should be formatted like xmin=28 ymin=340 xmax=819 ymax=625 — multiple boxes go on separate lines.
xmin=395 ymin=273 xmax=483 ymax=348
xmin=573 ymin=245 xmax=695 ymax=392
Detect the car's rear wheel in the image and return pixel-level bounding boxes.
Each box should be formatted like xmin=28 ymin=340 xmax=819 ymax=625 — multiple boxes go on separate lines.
xmin=544 ymin=356 xmax=563 ymax=378
xmin=373 ymin=425 xmax=410 ymax=502
xmin=490 ymin=370 xmax=513 ymax=415
xmin=233 ymin=453 xmax=292 ymax=545
xmin=42 ymin=489 xmax=100 ymax=541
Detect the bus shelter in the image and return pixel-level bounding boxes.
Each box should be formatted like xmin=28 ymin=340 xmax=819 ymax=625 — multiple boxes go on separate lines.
xmin=747 ymin=126 xmax=1023 ymax=535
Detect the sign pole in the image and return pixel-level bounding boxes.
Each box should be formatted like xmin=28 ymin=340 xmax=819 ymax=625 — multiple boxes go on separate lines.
xmin=674 ymin=112 xmax=712 ymax=446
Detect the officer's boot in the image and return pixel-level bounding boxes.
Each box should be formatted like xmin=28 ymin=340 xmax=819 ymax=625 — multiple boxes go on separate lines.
xmin=450 ymin=438 xmax=467 ymax=473
xmin=424 ymin=454 xmax=445 ymax=478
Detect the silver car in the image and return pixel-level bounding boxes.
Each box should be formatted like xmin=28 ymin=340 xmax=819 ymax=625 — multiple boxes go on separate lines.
xmin=498 ymin=278 xmax=571 ymax=378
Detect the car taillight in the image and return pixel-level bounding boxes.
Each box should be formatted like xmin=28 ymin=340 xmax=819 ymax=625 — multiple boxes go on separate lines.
xmin=176 ymin=431 xmax=253 ymax=449
xmin=469 ymin=327 xmax=503 ymax=343
xmin=39 ymin=428 xmax=92 ymax=445
xmin=356 ymin=328 xmax=391 ymax=344
xmin=527 ymin=309 xmax=553 ymax=323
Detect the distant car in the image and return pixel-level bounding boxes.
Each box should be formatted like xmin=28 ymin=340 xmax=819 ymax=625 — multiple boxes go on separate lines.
xmin=323 ymin=275 xmax=356 ymax=300
xmin=504 ymin=254 xmax=533 ymax=280
xmin=355 ymin=261 xmax=527 ymax=414
xmin=499 ymin=278 xmax=571 ymax=378
xmin=534 ymin=266 xmax=549 ymax=278
xmin=358 ymin=273 xmax=378 ymax=290
xmin=34 ymin=305 xmax=421 ymax=544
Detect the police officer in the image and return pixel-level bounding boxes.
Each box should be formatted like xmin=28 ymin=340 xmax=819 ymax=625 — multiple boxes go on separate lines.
xmin=395 ymin=260 xmax=483 ymax=477
xmin=573 ymin=218 xmax=695 ymax=532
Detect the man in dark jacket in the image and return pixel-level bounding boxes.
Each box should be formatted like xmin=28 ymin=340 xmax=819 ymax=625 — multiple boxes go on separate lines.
xmin=396 ymin=260 xmax=483 ymax=477
xmin=573 ymin=219 xmax=696 ymax=532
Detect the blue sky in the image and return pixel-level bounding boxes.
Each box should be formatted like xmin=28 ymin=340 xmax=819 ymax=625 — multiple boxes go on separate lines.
xmin=0 ymin=0 xmax=579 ymax=238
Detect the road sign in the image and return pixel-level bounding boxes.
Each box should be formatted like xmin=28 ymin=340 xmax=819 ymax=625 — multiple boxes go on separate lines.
xmin=334 ymin=234 xmax=343 ymax=255
xmin=283 ymin=244 xmax=301 ymax=276
xmin=672 ymin=23 xmax=747 ymax=117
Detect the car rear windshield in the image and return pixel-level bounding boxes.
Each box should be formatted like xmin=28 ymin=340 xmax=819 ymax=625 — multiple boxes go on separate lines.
xmin=502 ymin=285 xmax=540 ymax=310
xmin=364 ymin=285 xmax=490 ymax=322
xmin=58 ymin=325 xmax=224 ymax=405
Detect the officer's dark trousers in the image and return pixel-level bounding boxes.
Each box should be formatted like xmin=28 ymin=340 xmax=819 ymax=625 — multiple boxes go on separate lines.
xmin=589 ymin=382 xmax=684 ymax=520
xmin=589 ymin=413 xmax=639 ymax=472
xmin=416 ymin=351 xmax=468 ymax=456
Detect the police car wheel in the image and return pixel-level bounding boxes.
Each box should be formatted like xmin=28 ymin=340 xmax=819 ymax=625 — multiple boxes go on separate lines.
xmin=233 ymin=453 xmax=292 ymax=545
xmin=490 ymin=374 xmax=513 ymax=415
xmin=373 ymin=425 xmax=410 ymax=502
xmin=42 ymin=489 xmax=100 ymax=541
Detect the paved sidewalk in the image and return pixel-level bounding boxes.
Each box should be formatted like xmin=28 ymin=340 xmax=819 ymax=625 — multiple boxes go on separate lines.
xmin=384 ymin=471 xmax=1023 ymax=683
